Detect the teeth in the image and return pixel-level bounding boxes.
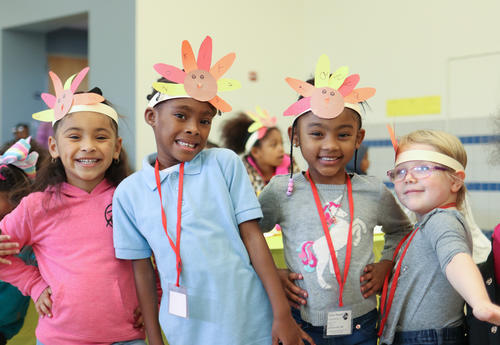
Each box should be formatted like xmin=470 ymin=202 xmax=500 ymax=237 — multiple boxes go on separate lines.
xmin=78 ymin=159 xmax=98 ymax=164
xmin=178 ymin=141 xmax=195 ymax=148
xmin=320 ymin=157 xmax=336 ymax=161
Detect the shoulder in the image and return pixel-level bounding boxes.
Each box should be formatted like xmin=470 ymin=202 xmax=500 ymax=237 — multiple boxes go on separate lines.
xmin=114 ymin=170 xmax=144 ymax=198
xmin=202 ymin=147 xmax=240 ymax=164
xmin=351 ymin=174 xmax=386 ymax=190
xmin=422 ymin=209 xmax=466 ymax=230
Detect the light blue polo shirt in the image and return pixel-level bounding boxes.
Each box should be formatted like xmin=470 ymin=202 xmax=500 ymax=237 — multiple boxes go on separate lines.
xmin=113 ymin=148 xmax=273 ymax=345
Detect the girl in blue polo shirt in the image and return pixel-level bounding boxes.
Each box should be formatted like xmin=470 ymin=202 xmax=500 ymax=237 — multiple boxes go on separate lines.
xmin=112 ymin=36 xmax=311 ymax=345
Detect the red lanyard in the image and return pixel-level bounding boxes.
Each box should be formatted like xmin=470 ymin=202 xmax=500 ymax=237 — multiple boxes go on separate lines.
xmin=154 ymin=159 xmax=184 ymax=287
xmin=377 ymin=202 xmax=457 ymax=336
xmin=306 ymin=171 xmax=354 ymax=307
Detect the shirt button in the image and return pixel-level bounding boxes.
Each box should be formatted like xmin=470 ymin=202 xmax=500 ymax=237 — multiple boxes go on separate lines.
xmin=491 ymin=326 xmax=497 ymax=334
xmin=486 ymin=277 xmax=493 ymax=286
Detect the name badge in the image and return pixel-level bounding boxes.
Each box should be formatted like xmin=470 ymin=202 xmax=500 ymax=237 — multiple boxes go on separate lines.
xmin=324 ymin=308 xmax=352 ymax=337
xmin=168 ymin=283 xmax=188 ymax=319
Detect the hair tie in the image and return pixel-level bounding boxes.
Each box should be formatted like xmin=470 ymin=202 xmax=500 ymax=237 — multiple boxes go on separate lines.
xmin=0 ymin=137 xmax=38 ymax=180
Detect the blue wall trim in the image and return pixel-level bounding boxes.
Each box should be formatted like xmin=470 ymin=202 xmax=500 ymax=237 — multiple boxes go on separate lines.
xmin=365 ymin=135 xmax=500 ymax=147
xmin=383 ymin=181 xmax=500 ymax=191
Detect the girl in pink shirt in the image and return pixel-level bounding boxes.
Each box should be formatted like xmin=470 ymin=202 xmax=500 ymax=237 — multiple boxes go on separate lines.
xmin=0 ymin=68 xmax=145 ymax=345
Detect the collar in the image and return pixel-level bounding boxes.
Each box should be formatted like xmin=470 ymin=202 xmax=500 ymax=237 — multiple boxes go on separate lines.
xmin=142 ymin=151 xmax=202 ymax=190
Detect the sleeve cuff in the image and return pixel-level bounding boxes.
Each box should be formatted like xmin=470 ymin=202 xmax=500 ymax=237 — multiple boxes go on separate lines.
xmin=236 ymin=207 xmax=263 ymax=225
xmin=115 ymin=247 xmax=152 ymax=260
xmin=30 ymin=279 xmax=50 ymax=304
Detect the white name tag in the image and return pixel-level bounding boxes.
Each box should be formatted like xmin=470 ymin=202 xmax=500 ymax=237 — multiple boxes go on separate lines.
xmin=325 ymin=309 xmax=352 ymax=337
xmin=168 ymin=283 xmax=188 ymax=319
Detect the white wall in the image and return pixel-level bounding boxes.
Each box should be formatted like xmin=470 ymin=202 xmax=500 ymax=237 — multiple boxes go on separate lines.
xmin=135 ymin=0 xmax=500 ymax=229
xmin=136 ymin=0 xmax=307 ymax=167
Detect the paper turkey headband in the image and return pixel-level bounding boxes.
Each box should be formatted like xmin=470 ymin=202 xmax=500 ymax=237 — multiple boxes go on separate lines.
xmin=147 ymin=35 xmax=241 ymax=113
xmin=0 ymin=137 xmax=38 ymax=181
xmin=283 ymin=54 xmax=376 ymax=121
xmin=244 ymin=106 xmax=277 ymax=153
xmin=387 ymin=125 xmax=465 ymax=173
xmin=32 ymin=67 xmax=118 ymax=125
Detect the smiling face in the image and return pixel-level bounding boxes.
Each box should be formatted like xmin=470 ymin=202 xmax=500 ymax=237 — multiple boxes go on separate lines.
xmin=48 ymin=112 xmax=122 ymax=193
xmin=393 ymin=143 xmax=463 ymax=218
xmin=183 ymin=69 xmax=218 ymax=101
xmin=145 ymin=98 xmax=216 ymax=169
xmin=294 ymin=108 xmax=364 ymax=184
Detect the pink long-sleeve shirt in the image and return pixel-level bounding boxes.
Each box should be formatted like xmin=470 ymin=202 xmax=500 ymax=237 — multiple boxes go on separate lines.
xmin=0 ymin=180 xmax=144 ymax=345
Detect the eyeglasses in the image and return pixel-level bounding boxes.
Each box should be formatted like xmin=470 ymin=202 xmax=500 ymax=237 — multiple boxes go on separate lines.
xmin=387 ymin=164 xmax=449 ymax=182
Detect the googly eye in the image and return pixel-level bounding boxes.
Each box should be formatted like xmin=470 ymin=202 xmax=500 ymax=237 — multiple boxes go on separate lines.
xmin=191 ymin=74 xmax=196 ymax=79
xmin=322 ymin=89 xmax=327 ymax=94
xmin=330 ymin=91 xmax=335 ymax=96
xmin=200 ymin=74 xmax=205 ymax=80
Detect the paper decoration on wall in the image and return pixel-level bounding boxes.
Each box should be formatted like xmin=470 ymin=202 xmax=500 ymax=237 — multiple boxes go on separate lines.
xmin=32 ymin=67 xmax=105 ymax=122
xmin=284 ymin=54 xmax=376 ymax=119
xmin=152 ymin=36 xmax=241 ymax=112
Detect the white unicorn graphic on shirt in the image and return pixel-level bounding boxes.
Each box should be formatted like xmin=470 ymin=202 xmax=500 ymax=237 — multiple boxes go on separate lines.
xmin=297 ymin=195 xmax=368 ymax=289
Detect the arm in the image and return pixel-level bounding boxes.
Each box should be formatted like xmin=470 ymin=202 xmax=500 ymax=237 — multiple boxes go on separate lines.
xmin=446 ymin=252 xmax=500 ymax=324
xmin=239 ymin=220 xmax=312 ymax=345
xmin=132 ymin=258 xmax=165 ymax=345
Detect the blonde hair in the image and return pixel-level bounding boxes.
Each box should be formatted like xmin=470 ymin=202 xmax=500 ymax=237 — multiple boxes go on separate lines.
xmin=398 ymin=129 xmax=467 ymax=208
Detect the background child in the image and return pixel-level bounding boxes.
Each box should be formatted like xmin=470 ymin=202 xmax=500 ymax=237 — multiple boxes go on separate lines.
xmin=379 ymin=129 xmax=500 ymax=345
xmin=0 ymin=137 xmax=44 ymax=345
xmin=0 ymin=67 xmax=146 ymax=345
xmin=221 ymin=107 xmax=293 ymax=195
xmin=112 ymin=36 xmax=309 ymax=345
xmin=258 ymin=55 xmax=413 ymax=345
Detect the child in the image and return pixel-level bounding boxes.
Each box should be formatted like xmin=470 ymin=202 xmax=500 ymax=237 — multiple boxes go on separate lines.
xmin=258 ymin=54 xmax=413 ymax=345
xmin=0 ymin=67 xmax=146 ymax=345
xmin=221 ymin=107 xmax=292 ymax=195
xmin=112 ymin=36 xmax=309 ymax=345
xmin=0 ymin=137 xmax=42 ymax=345
xmin=378 ymin=129 xmax=500 ymax=345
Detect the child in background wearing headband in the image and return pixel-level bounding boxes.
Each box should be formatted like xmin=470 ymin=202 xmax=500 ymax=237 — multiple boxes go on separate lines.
xmin=0 ymin=68 xmax=147 ymax=345
xmin=0 ymin=138 xmax=45 ymax=345
xmin=221 ymin=108 xmax=293 ymax=195
xmin=112 ymin=36 xmax=310 ymax=345
xmin=259 ymin=55 xmax=413 ymax=345
xmin=378 ymin=129 xmax=500 ymax=345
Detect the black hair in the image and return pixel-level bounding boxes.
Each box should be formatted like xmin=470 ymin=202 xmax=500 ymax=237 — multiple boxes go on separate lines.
xmin=221 ymin=112 xmax=280 ymax=155
xmin=32 ymin=87 xmax=131 ymax=194
xmin=0 ymin=139 xmax=49 ymax=205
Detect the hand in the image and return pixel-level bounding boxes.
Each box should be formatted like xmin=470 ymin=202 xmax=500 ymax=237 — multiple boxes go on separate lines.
xmin=134 ymin=306 xmax=145 ymax=330
xmin=473 ymin=301 xmax=500 ymax=325
xmin=0 ymin=234 xmax=20 ymax=264
xmin=35 ymin=287 xmax=53 ymax=318
xmin=277 ymin=269 xmax=308 ymax=309
xmin=272 ymin=314 xmax=314 ymax=345
xmin=360 ymin=260 xmax=394 ymax=298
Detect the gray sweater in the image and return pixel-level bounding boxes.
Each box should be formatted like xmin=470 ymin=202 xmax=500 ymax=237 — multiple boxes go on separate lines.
xmin=259 ymin=173 xmax=412 ymax=326
xmin=380 ymin=208 xmax=472 ymax=345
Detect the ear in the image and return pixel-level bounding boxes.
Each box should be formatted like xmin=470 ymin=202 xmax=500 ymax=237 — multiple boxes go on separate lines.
xmin=48 ymin=136 xmax=59 ymax=159
xmin=250 ymin=145 xmax=260 ymax=158
xmin=113 ymin=137 xmax=123 ymax=160
xmin=287 ymin=125 xmax=299 ymax=147
xmin=451 ymin=171 xmax=465 ymax=193
xmin=355 ymin=128 xmax=366 ymax=149
xmin=144 ymin=107 xmax=158 ymax=127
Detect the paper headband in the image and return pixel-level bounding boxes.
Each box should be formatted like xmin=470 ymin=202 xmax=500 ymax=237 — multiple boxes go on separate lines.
xmin=284 ymin=54 xmax=376 ymax=119
xmin=387 ymin=125 xmax=465 ymax=173
xmin=245 ymin=106 xmax=277 ymax=153
xmin=32 ymin=67 xmax=118 ymax=124
xmin=0 ymin=137 xmax=38 ymax=180
xmin=149 ymin=35 xmax=241 ymax=112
